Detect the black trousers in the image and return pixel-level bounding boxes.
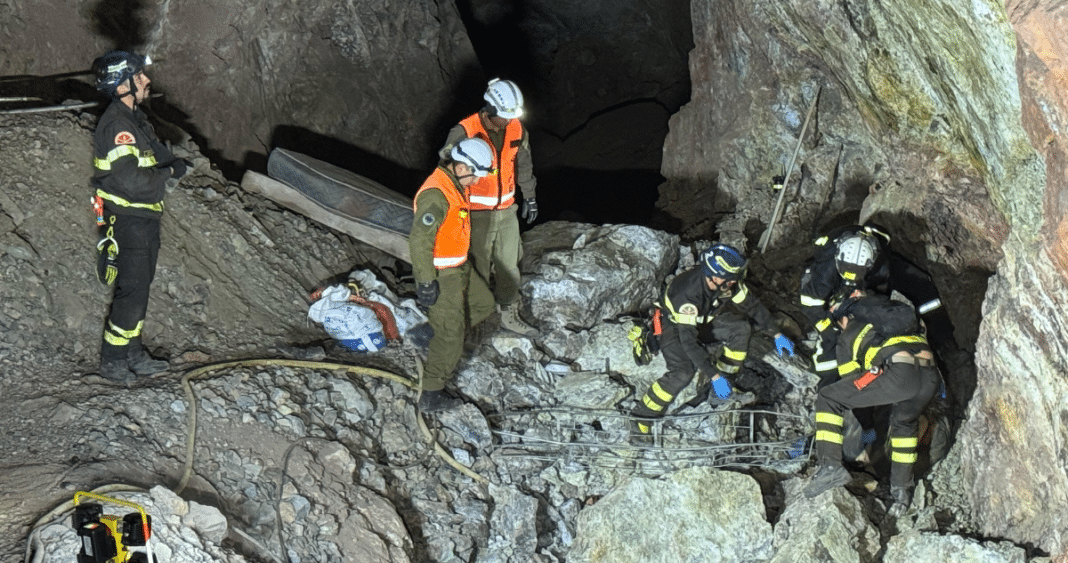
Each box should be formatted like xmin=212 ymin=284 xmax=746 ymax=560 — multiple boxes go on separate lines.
xmin=631 ymin=311 xmax=751 ymax=421
xmin=814 ymin=361 xmax=940 ymax=488
xmin=100 ymin=214 xmax=160 ymax=363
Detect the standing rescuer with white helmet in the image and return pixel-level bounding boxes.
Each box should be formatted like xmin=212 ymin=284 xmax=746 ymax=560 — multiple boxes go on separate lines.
xmin=629 ymin=243 xmax=796 ymax=444
xmin=410 ymin=137 xmax=498 ymax=412
xmin=90 ymin=50 xmax=190 ymax=385
xmin=438 ymin=78 xmax=539 ymax=338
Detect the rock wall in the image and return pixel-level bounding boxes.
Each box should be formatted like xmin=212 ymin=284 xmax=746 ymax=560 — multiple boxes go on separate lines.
xmin=1008 ymin=1 xmax=1068 ymax=280
xmin=664 ymin=0 xmax=1068 ymax=556
xmin=0 ymin=0 xmax=480 ymax=191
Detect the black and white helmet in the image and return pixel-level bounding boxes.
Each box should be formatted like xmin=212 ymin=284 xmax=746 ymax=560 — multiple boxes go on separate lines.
xmin=484 ymin=78 xmax=524 ymax=119
xmin=834 ymin=232 xmax=878 ymax=285
xmin=450 ymin=137 xmax=495 ymax=177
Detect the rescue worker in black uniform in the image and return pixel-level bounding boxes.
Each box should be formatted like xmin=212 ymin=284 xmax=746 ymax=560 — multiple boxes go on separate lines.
xmin=798 ymin=223 xmax=954 ymax=388
xmin=630 ymin=244 xmax=796 ymax=442
xmin=90 ymin=51 xmax=188 ymax=384
xmin=803 ymin=290 xmax=941 ymax=520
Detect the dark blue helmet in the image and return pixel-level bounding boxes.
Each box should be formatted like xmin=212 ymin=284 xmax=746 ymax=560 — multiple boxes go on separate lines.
xmin=700 ymin=243 xmax=748 ymax=281
xmin=93 ymin=51 xmax=150 ymax=97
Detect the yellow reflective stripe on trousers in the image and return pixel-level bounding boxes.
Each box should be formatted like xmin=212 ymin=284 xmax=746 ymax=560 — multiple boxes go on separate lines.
xmin=94 ymin=144 xmax=159 ymax=171
xmin=891 ymin=451 xmax=918 ymax=463
xmin=815 ymin=430 xmax=844 ymax=444
xmin=890 ymin=436 xmax=918 ymax=463
xmin=104 ymin=320 xmax=144 ymax=346
xmin=722 ymin=346 xmax=746 ymax=361
xmin=96 ymin=189 xmax=164 ymax=213
xmin=651 ymin=382 xmax=673 ymax=403
xmin=815 ymin=412 xmax=844 ymax=426
xmin=890 ymin=436 xmax=918 ymax=448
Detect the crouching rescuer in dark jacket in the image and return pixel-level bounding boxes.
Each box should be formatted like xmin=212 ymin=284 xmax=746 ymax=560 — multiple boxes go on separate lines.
xmin=803 ymin=290 xmax=942 ymax=520
xmin=90 ymin=51 xmax=189 ymax=385
xmin=630 ymin=244 xmax=795 ymax=442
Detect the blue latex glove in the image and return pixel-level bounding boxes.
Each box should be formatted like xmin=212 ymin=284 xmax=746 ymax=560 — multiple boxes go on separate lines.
xmin=711 ymin=376 xmax=733 ymax=400
xmin=775 ymin=333 xmax=795 ymax=357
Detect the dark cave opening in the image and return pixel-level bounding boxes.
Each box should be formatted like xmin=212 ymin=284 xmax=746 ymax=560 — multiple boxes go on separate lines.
xmin=453 ymin=0 xmax=690 ymax=228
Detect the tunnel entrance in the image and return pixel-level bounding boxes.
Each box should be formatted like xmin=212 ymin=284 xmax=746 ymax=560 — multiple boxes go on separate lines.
xmin=453 ymin=0 xmax=694 ymax=226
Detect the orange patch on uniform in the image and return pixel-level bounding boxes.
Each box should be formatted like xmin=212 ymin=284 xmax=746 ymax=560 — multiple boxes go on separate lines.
xmin=114 ymin=131 xmax=136 ymax=145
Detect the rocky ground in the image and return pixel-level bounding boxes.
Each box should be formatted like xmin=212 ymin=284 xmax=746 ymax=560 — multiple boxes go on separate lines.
xmin=1 ymin=108 xmax=1036 ymax=563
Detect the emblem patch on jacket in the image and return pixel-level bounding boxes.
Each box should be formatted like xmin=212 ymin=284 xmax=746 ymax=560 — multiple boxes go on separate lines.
xmin=679 ymin=304 xmax=698 ymax=316
xmin=114 ymin=131 xmax=136 ymax=145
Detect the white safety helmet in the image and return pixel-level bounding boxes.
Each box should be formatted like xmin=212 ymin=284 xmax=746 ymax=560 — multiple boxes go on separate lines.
xmin=450 ymin=137 xmax=495 ymax=177
xmin=484 ymin=78 xmax=524 ymax=119
xmin=835 ymin=233 xmax=879 ymax=285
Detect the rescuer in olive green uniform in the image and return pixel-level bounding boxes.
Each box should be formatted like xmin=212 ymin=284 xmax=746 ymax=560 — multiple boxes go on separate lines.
xmin=410 ymin=137 xmax=498 ymax=412
xmin=438 ymin=78 xmax=539 ymax=338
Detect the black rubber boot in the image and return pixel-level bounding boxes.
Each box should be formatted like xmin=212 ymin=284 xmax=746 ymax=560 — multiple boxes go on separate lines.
xmin=886 ymin=485 xmax=912 ymax=519
xmin=803 ymin=464 xmax=852 ymax=498
xmin=127 ymin=345 xmax=169 ymax=376
xmin=629 ymin=418 xmax=656 ymax=446
xmin=99 ymin=360 xmax=136 ymax=386
xmin=418 ymin=390 xmax=462 ymax=413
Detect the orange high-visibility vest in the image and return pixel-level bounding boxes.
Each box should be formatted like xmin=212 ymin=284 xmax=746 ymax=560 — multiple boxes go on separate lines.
xmin=458 ymin=112 xmax=523 ymax=210
xmin=414 ymin=167 xmax=470 ymax=269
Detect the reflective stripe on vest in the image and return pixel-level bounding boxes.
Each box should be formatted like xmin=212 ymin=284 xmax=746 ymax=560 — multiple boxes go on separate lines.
xmin=96 ymin=188 xmax=164 ymax=213
xmin=94 ymin=144 xmax=159 ymax=171
xmin=839 ymin=324 xmax=929 ymax=376
xmin=459 ymin=113 xmax=521 ymax=210
xmin=94 ymin=144 xmax=165 ymax=211
xmin=414 ymin=168 xmax=470 ymax=269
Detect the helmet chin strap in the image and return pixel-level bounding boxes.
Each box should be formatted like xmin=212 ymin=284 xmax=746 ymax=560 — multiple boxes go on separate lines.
xmin=114 ymin=78 xmax=139 ymax=107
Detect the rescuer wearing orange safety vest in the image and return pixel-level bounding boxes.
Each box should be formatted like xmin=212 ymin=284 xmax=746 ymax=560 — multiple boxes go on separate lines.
xmin=438 ymin=79 xmax=540 ymax=338
xmin=410 ymin=137 xmax=498 ymax=412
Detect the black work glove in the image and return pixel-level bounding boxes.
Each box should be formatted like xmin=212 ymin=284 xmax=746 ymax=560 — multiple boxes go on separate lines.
xmin=416 ymin=280 xmax=439 ymax=309
xmin=169 ymin=159 xmax=189 ymax=179
xmin=520 ymin=198 xmax=538 ymax=223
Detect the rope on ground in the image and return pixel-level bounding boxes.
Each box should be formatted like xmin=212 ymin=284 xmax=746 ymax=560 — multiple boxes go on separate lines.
xmin=410 ymin=352 xmax=487 ymax=484
xmin=175 ymin=357 xmax=485 ymax=496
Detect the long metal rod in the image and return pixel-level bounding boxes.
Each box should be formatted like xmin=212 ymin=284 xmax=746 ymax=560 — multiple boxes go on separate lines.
xmin=759 ymin=86 xmax=821 ymax=253
xmin=0 ymin=101 xmax=100 ymax=115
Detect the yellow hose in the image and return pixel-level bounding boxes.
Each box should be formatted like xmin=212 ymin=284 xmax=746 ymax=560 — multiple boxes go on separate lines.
xmin=175 ymin=358 xmax=485 ymax=495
